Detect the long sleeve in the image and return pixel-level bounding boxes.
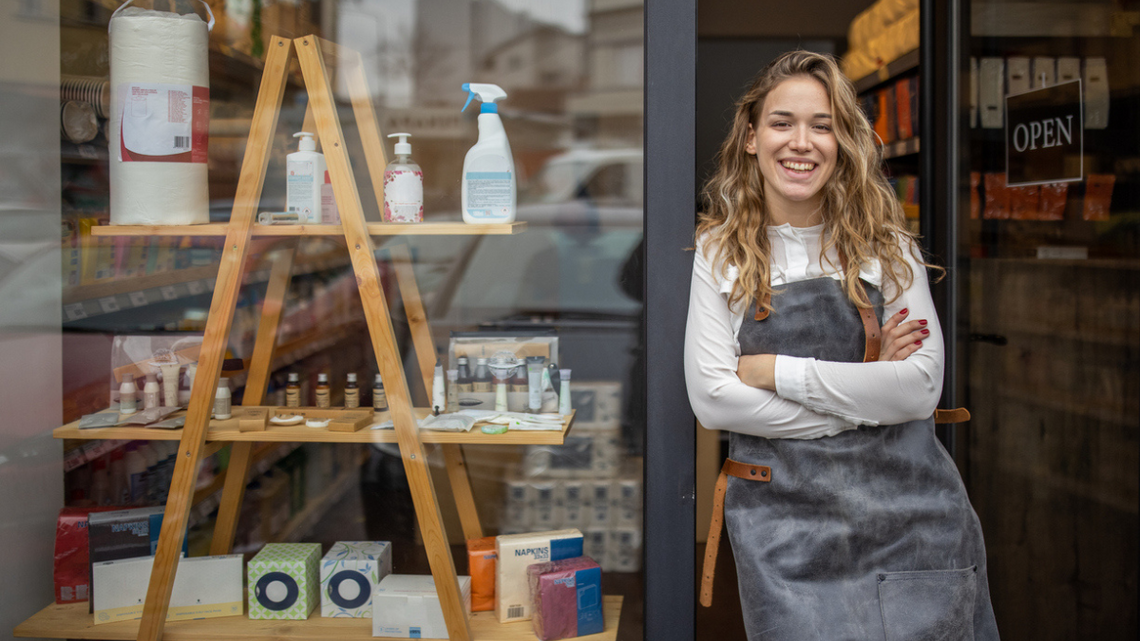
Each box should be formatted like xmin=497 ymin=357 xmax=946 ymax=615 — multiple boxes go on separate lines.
xmin=684 ymin=239 xmax=855 ymax=439
xmin=773 ymin=239 xmax=944 ymax=426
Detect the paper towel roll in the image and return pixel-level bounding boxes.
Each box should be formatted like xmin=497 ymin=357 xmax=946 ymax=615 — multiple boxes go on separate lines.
xmin=109 ymin=7 xmax=210 ymax=225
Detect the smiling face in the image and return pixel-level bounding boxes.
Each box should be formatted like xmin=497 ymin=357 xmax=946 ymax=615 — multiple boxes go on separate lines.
xmin=745 ymin=75 xmax=838 ymax=226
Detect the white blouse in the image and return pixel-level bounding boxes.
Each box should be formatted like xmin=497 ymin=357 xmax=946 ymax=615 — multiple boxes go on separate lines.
xmin=683 ymin=223 xmax=944 ymax=439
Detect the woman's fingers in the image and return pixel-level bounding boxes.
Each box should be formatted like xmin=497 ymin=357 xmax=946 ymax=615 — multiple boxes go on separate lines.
xmin=880 ymin=307 xmax=908 ymax=335
xmin=887 ymin=326 xmax=930 ymax=360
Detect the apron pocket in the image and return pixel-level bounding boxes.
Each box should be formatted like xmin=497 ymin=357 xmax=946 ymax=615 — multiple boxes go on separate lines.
xmin=877 ymin=565 xmax=977 ymax=641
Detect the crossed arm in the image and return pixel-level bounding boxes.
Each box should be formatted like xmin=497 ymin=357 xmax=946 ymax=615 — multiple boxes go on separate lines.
xmin=683 ymin=241 xmax=944 ymax=439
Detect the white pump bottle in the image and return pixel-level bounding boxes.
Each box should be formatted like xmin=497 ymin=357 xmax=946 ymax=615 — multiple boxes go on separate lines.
xmin=383 ymin=132 xmax=424 ymax=223
xmin=286 ymin=132 xmax=325 ymax=223
xmin=460 ymin=83 xmax=516 ymax=224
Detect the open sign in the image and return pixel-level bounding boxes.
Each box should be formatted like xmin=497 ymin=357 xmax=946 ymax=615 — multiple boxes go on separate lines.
xmin=1006 ymin=80 xmax=1083 ymax=186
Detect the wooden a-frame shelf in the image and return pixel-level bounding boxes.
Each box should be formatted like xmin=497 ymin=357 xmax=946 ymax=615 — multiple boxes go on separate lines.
xmin=18 ymin=34 xmax=623 ymax=641
xmin=55 ymin=408 xmax=577 ymax=446
xmin=15 ymin=597 xmax=624 ymax=641
xmin=90 ymin=222 xmax=526 ymax=236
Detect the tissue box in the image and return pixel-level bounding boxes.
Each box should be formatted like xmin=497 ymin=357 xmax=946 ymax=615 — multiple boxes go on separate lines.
xmin=528 ymin=557 xmax=604 ymax=640
xmin=92 ymin=554 xmax=243 ymax=624
xmin=248 ymin=543 xmax=321 ymax=620
xmin=495 ymin=529 xmax=583 ymax=623
xmin=466 ymin=537 xmax=497 ymax=612
xmin=372 ymin=574 xmax=471 ymax=638
xmin=320 ymin=541 xmax=392 ymax=618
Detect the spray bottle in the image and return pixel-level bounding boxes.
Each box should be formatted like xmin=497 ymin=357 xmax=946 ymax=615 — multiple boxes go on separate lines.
xmin=383 ymin=133 xmax=423 ymax=223
xmin=460 ymin=83 xmax=515 ymax=224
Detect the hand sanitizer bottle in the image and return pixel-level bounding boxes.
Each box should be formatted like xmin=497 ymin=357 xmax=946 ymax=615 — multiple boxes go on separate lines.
xmin=460 ymin=83 xmax=515 ymax=224
xmin=383 ymin=133 xmax=423 ymax=223
xmin=287 ymin=132 xmax=325 ymax=223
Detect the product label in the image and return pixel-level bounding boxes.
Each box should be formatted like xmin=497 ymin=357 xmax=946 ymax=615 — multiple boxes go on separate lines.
xmin=344 ymin=389 xmax=359 ymax=409
xmin=465 ymin=171 xmax=512 ymax=219
xmin=316 ymin=388 xmax=330 ymax=408
xmin=473 ymin=381 xmax=493 ymax=393
xmin=119 ymin=83 xmax=208 ymax=163
xmin=288 ymin=160 xmax=317 ymax=222
xmin=286 ymin=388 xmax=300 ymax=408
xmin=383 ymin=169 xmax=424 ymax=223
xmin=373 ymin=388 xmax=388 ymax=411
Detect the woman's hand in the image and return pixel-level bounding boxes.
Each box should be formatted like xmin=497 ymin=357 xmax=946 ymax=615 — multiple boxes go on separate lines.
xmin=879 ymin=308 xmax=930 ymax=361
xmin=737 ymin=354 xmax=778 ymax=391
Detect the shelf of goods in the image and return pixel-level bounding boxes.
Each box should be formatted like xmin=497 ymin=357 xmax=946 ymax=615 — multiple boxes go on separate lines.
xmin=90 ymin=223 xmax=527 ymax=237
xmin=852 ymin=48 xmax=919 ymax=94
xmin=56 ymin=408 xmax=577 ymax=446
xmin=29 ymin=34 xmax=623 ymax=641
xmin=15 ymin=596 xmax=623 ymax=641
xmin=882 ymin=137 xmax=920 ymax=160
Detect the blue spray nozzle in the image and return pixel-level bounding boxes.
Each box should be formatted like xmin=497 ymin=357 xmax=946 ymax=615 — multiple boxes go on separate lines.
xmin=460 ymin=83 xmax=508 ymax=113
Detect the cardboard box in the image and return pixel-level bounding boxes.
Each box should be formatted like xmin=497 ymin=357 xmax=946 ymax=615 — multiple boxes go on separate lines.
xmin=248 ymin=543 xmax=321 ymax=620
xmin=87 ymin=507 xmax=186 ymax=610
xmin=320 ymin=541 xmax=392 ymax=618
xmin=495 ymin=529 xmax=583 ymax=623
xmin=372 ymin=575 xmax=471 ymax=638
xmin=92 ymin=554 xmax=243 ymax=624
xmin=54 ymin=507 xmax=116 ymax=604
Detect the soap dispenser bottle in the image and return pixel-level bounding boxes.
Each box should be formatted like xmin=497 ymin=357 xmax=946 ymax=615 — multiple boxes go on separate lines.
xmin=460 ymin=83 xmax=516 ymax=224
xmin=383 ymin=132 xmax=424 ymax=223
xmin=287 ymin=132 xmax=325 ymax=224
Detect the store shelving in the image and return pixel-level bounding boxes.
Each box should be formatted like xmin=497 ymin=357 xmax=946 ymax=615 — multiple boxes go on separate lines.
xmin=14 ymin=596 xmax=624 ymax=641
xmin=852 ymin=47 xmax=920 ymax=93
xmin=89 ymin=222 xmax=527 ymax=237
xmin=55 ymin=408 xmax=577 ymax=447
xmin=881 ymin=136 xmax=920 ymax=159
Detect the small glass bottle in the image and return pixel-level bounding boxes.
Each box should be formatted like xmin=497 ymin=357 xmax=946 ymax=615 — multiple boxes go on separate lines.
xmin=285 ymin=372 xmax=301 ymax=408
xmin=446 ymin=369 xmax=458 ymax=412
xmin=456 ymin=357 xmax=473 ymax=394
xmin=373 ymin=373 xmax=388 ymax=411
xmin=315 ymin=372 xmax=331 ymax=408
xmin=214 ymin=378 xmax=232 ymax=419
xmin=142 ymin=373 xmax=161 ymax=411
xmin=473 ymin=357 xmax=492 ymax=393
xmin=344 ymin=373 xmax=359 ymax=408
xmin=119 ymin=373 xmax=138 ymax=415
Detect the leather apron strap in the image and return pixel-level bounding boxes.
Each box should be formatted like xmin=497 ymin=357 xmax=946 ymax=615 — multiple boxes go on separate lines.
xmin=700 ymin=460 xmax=771 ymax=607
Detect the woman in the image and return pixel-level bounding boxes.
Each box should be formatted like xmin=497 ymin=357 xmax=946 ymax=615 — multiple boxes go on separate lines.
xmin=685 ymin=51 xmax=999 ymax=640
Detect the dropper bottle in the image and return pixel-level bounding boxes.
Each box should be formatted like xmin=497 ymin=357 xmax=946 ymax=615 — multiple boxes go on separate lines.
xmin=383 ymin=133 xmax=423 ymax=223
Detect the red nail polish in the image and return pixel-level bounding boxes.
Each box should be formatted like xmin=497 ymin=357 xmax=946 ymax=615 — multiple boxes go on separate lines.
xmin=915 ymin=340 xmax=923 ymax=345
xmin=900 ymin=308 xmax=908 ymax=315
xmin=919 ymin=319 xmax=928 ymax=326
xmin=921 ymin=329 xmax=930 ymax=335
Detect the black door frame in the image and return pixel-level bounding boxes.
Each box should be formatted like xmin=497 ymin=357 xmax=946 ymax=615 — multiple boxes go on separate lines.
xmin=644 ymin=1 xmax=697 ymax=640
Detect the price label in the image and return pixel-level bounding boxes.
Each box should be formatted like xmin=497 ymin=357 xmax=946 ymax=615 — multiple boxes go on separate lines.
xmin=161 ymin=285 xmax=178 ymax=301
xmin=187 ymin=281 xmax=205 ymax=295
xmin=64 ymin=303 xmax=88 ymax=322
xmin=129 ymin=291 xmax=148 ymax=307
xmin=98 ymin=297 xmax=120 ymax=314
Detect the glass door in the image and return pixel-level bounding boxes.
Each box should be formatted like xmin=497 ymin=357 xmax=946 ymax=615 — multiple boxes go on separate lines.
xmin=959 ymin=2 xmax=1138 ymax=637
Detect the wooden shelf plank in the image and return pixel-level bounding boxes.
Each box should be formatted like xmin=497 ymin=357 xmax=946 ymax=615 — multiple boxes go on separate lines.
xmin=90 ymin=222 xmax=527 ymax=237
xmin=852 ymin=48 xmax=920 ymax=93
xmin=55 ymin=409 xmax=575 ymax=446
xmin=14 ymin=596 xmax=622 ymax=641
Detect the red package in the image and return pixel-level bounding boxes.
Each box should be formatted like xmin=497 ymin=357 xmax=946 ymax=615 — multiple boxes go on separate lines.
xmin=1082 ymin=174 xmax=1116 ymax=221
xmin=54 ymin=506 xmax=116 ymax=603
xmin=983 ymin=173 xmax=1011 ymax=219
xmin=466 ymin=536 xmax=497 ymax=612
xmin=1038 ymin=183 xmax=1068 ymax=220
xmin=1009 ymin=185 xmax=1040 ymax=220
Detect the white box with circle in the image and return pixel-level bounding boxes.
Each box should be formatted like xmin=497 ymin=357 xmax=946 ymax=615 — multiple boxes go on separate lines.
xmin=320 ymin=541 xmax=392 ymax=618
xmin=372 ymin=574 xmax=471 ymax=638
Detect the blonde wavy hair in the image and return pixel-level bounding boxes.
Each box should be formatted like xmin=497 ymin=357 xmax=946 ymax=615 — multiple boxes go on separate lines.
xmin=697 ymin=50 xmax=940 ymax=313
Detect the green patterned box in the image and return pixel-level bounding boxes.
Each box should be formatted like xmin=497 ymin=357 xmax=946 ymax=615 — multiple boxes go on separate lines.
xmin=247 ymin=543 xmax=321 ymax=620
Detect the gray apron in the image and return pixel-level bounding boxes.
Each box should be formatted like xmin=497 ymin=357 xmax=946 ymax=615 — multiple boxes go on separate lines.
xmin=726 ymin=276 xmax=999 ymax=641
